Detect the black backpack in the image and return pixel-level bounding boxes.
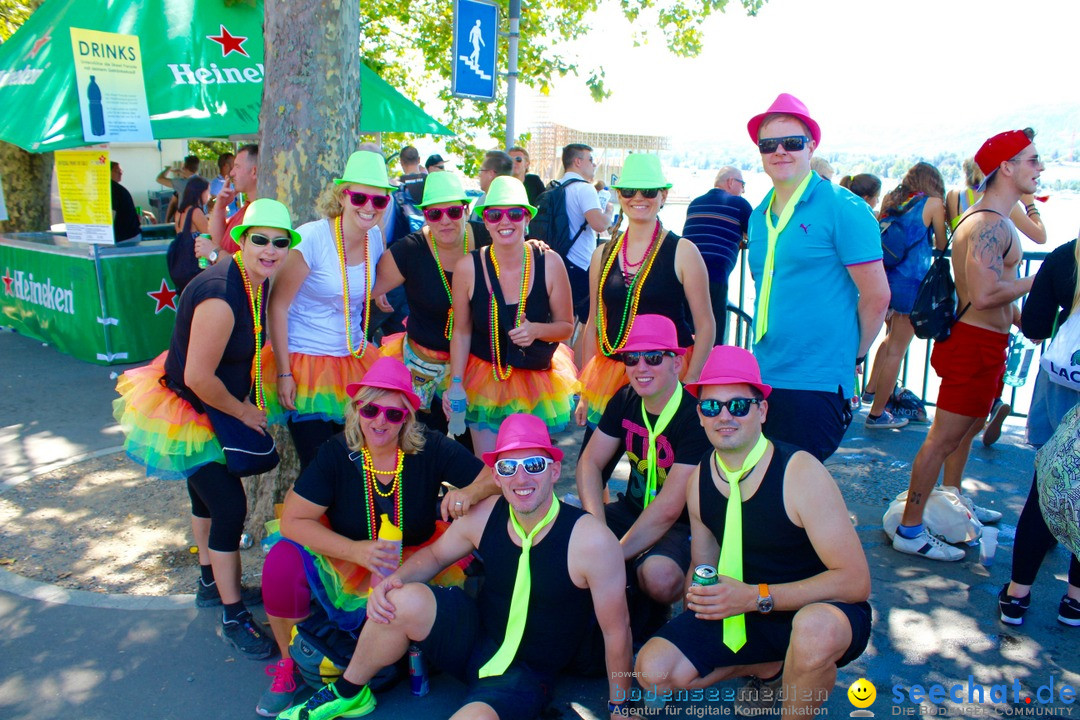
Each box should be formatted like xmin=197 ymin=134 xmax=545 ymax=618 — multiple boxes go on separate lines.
xmin=289 ymin=604 xmax=403 ymax=691
xmin=527 ymin=178 xmax=589 ymax=258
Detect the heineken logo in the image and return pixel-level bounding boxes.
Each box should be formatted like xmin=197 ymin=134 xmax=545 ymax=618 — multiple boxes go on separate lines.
xmin=207 ymin=25 xmax=249 ymax=58
xmin=0 ymin=65 xmax=46 ymax=88
xmin=168 ymin=62 xmax=264 ymax=86
xmin=2 ymin=268 xmax=75 ymax=315
xmin=147 ymin=278 xmax=178 ymax=314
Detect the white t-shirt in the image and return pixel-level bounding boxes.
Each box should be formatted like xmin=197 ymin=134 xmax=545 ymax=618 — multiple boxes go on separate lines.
xmin=287 ymin=218 xmax=384 ymax=356
xmin=562 ymin=171 xmax=603 ymax=270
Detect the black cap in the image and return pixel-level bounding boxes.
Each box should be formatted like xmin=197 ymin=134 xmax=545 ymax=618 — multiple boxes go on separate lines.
xmin=425 ymin=154 xmax=446 ymax=169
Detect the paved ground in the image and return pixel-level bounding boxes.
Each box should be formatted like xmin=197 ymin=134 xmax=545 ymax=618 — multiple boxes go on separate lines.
xmin=1 ymin=329 xmax=1077 ymax=720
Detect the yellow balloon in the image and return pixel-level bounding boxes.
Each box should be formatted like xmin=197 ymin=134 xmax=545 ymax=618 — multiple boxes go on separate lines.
xmin=848 ymin=678 xmax=877 ymax=709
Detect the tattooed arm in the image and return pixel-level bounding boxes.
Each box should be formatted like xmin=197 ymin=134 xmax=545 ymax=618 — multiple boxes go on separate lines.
xmin=964 ymin=217 xmax=1034 ymax=311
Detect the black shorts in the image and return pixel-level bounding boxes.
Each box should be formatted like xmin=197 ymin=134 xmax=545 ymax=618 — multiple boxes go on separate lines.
xmin=605 ymin=499 xmax=691 ymax=573
xmin=565 ymin=260 xmax=590 ymax=323
xmin=654 ymin=601 xmax=872 ymax=678
xmin=762 ymin=387 xmax=853 ymax=462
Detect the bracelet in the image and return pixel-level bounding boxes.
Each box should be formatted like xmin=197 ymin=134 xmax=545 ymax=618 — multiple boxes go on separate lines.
xmin=1025 ymin=204 xmax=1036 ymax=213
xmin=608 ymin=701 xmax=629 ymax=715
xmin=451 ymin=376 xmax=463 ymax=383
xmin=277 ymin=373 xmax=292 ymax=378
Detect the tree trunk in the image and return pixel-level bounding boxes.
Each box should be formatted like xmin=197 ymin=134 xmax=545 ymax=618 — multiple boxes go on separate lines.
xmin=243 ymin=0 xmax=362 ymax=539
xmin=0 ymin=143 xmax=52 ymax=233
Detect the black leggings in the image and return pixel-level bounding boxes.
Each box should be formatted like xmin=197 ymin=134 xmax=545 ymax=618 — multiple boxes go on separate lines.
xmin=1010 ymin=471 xmax=1080 ymax=587
xmin=187 ymin=463 xmax=247 ymax=552
xmin=287 ymin=418 xmax=344 ymax=470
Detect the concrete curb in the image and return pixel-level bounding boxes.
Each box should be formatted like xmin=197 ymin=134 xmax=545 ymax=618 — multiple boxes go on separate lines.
xmin=2 ymin=445 xmax=125 ymax=490
xmin=0 ymin=567 xmax=195 ymax=611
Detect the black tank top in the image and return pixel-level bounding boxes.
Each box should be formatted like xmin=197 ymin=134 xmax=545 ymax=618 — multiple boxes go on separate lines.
xmin=477 ymin=498 xmax=594 ymax=676
xmin=600 ymin=230 xmax=693 ymax=348
xmin=468 ymin=246 xmax=556 ymax=370
xmin=388 ymin=231 xmax=455 ymax=353
xmin=163 ymin=259 xmax=262 ymax=411
xmin=698 ymin=441 xmax=827 ymax=585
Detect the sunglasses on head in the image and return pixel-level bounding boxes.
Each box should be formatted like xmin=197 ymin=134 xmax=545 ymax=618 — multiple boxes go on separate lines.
xmin=423 ymin=206 xmax=466 ymax=222
xmin=358 ymin=402 xmax=408 ymax=424
xmin=757 ymin=135 xmax=810 ymax=154
xmin=620 ymin=350 xmax=676 ymax=367
xmin=494 ymin=455 xmax=553 ymax=477
xmin=698 ymin=398 xmax=760 ymax=418
xmin=247 ymin=233 xmax=291 ymax=249
xmin=482 ymin=207 xmax=528 ymax=223
xmin=343 ymin=189 xmax=391 ymax=210
xmin=618 ymin=188 xmax=661 ymax=199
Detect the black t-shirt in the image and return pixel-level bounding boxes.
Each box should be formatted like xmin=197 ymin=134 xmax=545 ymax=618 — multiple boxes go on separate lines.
xmin=597 ymin=385 xmax=710 ymax=514
xmin=388 ymin=231 xmax=456 ymax=353
xmin=292 ymin=428 xmax=484 ymax=545
xmin=111 ymin=180 xmax=141 ymax=242
xmin=523 ymin=174 xmax=546 ymax=207
xmin=1021 ymin=239 xmax=1077 ymax=341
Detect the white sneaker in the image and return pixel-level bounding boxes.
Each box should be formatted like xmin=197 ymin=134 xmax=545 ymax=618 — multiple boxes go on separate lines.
xmin=892 ymin=528 xmax=965 ymax=562
xmin=956 ymin=492 xmax=1002 ymax=524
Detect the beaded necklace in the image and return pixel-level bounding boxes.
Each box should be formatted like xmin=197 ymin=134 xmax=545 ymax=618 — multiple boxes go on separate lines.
xmin=430 ymin=226 xmax=469 ymax=341
xmin=596 ymin=220 xmax=663 ymax=357
xmin=334 ymin=215 xmax=372 ymax=359
xmin=360 ymin=446 xmax=405 ymax=566
xmin=488 ymin=245 xmax=531 ymax=381
xmin=233 ymin=251 xmax=266 ymax=410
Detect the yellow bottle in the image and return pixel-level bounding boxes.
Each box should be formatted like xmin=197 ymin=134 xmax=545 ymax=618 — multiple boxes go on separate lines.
xmin=374 ymin=513 xmax=402 ymax=582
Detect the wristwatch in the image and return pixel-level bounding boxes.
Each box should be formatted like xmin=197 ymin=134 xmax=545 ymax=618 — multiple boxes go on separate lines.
xmin=757 ymin=583 xmax=774 ymax=614
xmin=207 ymin=249 xmax=220 ymax=264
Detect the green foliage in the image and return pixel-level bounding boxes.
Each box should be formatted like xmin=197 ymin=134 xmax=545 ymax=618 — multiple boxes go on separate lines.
xmin=188 ymin=139 xmax=237 ymax=168
xmin=0 ymin=0 xmax=40 ymax=41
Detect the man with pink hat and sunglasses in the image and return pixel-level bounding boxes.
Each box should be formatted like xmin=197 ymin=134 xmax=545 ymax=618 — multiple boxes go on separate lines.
xmin=577 ymin=315 xmax=711 ymax=639
xmin=635 ymin=345 xmax=871 ymax=716
xmin=745 ymin=93 xmax=889 ymax=462
xmin=280 ymin=412 xmax=633 ymax=720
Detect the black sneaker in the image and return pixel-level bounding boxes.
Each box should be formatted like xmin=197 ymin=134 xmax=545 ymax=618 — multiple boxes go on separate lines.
xmin=1058 ymin=596 xmax=1080 ymax=627
xmin=221 ymin=611 xmax=275 ymax=659
xmin=196 ymin=580 xmax=264 ymax=608
xmin=998 ymin=584 xmax=1031 ymax=626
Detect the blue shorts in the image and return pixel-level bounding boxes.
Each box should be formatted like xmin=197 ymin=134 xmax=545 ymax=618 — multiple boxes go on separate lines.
xmin=887 ymin=276 xmax=921 ymax=315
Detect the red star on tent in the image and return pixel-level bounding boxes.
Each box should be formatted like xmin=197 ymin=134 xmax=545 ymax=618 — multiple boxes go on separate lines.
xmin=2 ymin=269 xmax=13 ymax=295
xmin=28 ymin=32 xmax=51 ymax=59
xmin=207 ymin=25 xmax=249 ymax=58
xmin=147 ymin=279 xmax=178 ymax=314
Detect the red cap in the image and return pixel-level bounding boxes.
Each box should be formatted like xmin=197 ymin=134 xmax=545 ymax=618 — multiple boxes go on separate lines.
xmin=619 ymin=314 xmax=686 ymax=355
xmin=747 ymin=93 xmax=822 ymax=146
xmin=481 ymin=414 xmax=564 ymax=467
xmin=974 ymin=130 xmax=1032 ymax=179
xmin=684 ymin=346 xmax=772 ymax=399
xmin=344 ymin=357 xmax=422 ymax=412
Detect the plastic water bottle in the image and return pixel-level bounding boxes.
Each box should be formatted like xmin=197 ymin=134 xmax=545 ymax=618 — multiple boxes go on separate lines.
xmin=1003 ymin=331 xmax=1037 ymax=387
xmin=446 ymin=380 xmax=467 ymax=438
xmin=373 ymin=513 xmax=402 ymax=583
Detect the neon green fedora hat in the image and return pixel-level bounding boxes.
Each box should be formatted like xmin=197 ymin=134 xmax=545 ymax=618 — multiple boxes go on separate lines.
xmin=229 ymin=198 xmax=302 ymax=248
xmin=472 ymin=176 xmax=538 ymax=217
xmin=611 ymin=154 xmax=672 ymax=190
xmin=334 ymin=150 xmax=394 ymax=190
xmin=419 ymin=171 xmax=471 ymax=208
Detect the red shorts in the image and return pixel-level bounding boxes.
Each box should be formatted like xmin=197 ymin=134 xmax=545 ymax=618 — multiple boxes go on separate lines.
xmin=930 ymin=322 xmax=1008 ymax=418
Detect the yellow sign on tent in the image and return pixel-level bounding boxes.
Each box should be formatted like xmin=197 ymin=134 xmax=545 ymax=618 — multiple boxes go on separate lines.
xmin=55 ymin=149 xmax=113 ymax=244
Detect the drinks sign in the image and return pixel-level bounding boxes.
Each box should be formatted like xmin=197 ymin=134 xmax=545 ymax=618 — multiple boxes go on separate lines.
xmin=69 ymin=28 xmax=152 ymax=143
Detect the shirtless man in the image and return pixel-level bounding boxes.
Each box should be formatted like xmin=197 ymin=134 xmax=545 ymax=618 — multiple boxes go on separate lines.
xmin=892 ymin=129 xmax=1041 ymax=561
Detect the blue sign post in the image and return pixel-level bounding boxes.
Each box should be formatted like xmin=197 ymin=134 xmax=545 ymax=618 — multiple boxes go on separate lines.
xmin=452 ymin=0 xmax=498 ymax=101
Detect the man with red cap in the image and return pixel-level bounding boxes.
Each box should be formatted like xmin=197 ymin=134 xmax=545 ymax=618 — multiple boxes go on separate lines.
xmin=745 ymin=93 xmax=890 ymax=462
xmin=577 ymin=315 xmax=711 ymax=638
xmin=892 ymin=129 xmax=1040 ymax=562
xmin=635 ymin=345 xmax=871 ymax=717
xmin=279 ymin=413 xmax=633 ymax=720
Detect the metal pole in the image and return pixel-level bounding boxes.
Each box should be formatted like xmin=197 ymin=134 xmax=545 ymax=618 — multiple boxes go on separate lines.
xmin=505 ymin=0 xmax=520 ymax=147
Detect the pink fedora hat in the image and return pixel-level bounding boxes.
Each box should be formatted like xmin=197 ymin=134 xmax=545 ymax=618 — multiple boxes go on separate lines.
xmin=746 ymin=93 xmax=822 ymax=146
xmin=618 ymin=314 xmax=686 ymax=355
xmin=684 ymin=346 xmax=772 ymax=399
xmin=481 ymin=413 xmax=564 ymax=467
xmin=344 ymin=356 xmax=422 ymax=412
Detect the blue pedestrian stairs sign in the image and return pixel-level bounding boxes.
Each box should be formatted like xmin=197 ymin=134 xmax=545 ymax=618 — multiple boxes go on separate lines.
xmin=452 ymin=0 xmax=498 ymax=101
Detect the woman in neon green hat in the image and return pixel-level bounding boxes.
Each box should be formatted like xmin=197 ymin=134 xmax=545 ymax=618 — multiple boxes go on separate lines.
xmin=265 ymin=150 xmax=393 ymax=469
xmin=443 ymin=175 xmax=578 ymax=457
xmin=113 ymin=198 xmax=299 ymax=658
xmin=577 ymin=153 xmax=713 ymax=429
xmin=368 ymin=171 xmax=483 ymax=436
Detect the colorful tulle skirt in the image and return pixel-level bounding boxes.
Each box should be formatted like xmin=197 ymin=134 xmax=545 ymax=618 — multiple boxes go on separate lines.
xmin=112 ymin=352 xmax=224 ymax=480
xmin=380 ymin=333 xmax=452 ymax=411
xmin=461 ymin=345 xmax=579 ymax=434
xmin=579 ymin=345 xmax=695 ymax=426
xmin=262 ymin=347 xmax=380 ymax=425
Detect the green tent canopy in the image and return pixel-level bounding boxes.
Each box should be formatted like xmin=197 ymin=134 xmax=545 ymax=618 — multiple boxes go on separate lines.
xmin=0 ymin=0 xmax=452 ymax=153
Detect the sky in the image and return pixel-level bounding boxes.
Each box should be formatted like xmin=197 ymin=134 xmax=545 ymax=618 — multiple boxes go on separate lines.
xmin=514 ymin=0 xmax=1080 ymax=155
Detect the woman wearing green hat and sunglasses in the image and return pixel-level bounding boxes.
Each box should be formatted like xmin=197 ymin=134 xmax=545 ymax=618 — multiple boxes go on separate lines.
xmin=444 ymin=175 xmax=579 ymax=458
xmin=113 ymin=199 xmax=300 ymax=659
xmin=265 ymin=150 xmax=392 ymax=469
xmin=577 ymin=153 xmax=713 ymax=430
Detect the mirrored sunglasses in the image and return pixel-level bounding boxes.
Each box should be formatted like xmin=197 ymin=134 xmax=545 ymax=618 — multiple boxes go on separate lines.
xmin=617 ymin=188 xmax=661 ymax=199
xmin=247 ymin=233 xmax=291 ymax=249
xmin=494 ymin=455 xmax=553 ymax=477
xmin=423 ymin=206 xmax=466 ymax=222
xmin=483 ymin=207 xmax=528 ymax=223
xmin=757 ymin=135 xmax=809 ymax=154
xmin=343 ymin=189 xmax=391 ymax=209
xmin=698 ymin=398 xmax=760 ymax=418
xmin=620 ymin=350 xmax=676 ymax=367
xmin=358 ymin=402 xmax=407 ymax=424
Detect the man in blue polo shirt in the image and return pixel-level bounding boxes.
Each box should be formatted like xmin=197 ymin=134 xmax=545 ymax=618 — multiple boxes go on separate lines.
xmin=745 ymin=93 xmax=889 ymax=461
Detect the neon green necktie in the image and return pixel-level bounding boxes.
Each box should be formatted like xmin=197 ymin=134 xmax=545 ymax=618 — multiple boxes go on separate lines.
xmin=478 ymin=494 xmax=561 ymax=678
xmin=714 ymin=434 xmax=769 ymax=652
xmin=639 ymin=387 xmax=683 ymax=509
xmin=755 ymin=171 xmax=815 ymax=340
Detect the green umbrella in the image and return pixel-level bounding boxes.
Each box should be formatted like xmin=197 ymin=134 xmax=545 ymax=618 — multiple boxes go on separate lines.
xmin=0 ymin=0 xmax=451 ymax=153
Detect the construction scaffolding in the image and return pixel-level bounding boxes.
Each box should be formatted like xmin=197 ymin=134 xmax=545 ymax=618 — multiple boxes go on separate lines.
xmin=525 ymin=122 xmax=672 ymax=185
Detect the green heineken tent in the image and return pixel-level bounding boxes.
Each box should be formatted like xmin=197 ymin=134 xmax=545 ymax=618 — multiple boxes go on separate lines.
xmin=0 ymin=0 xmax=452 ymax=153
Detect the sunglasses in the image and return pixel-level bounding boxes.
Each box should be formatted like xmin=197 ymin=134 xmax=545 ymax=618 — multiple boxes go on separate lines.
xmin=483 ymin=207 xmax=528 ymax=223
xmin=494 ymin=455 xmax=553 ymax=477
xmin=358 ymin=402 xmax=408 ymax=424
xmin=512 ymin=157 xmax=525 ymax=163
xmin=618 ymin=188 xmax=661 ymax=199
xmin=423 ymin=206 xmax=466 ymax=222
xmin=620 ymin=350 xmax=676 ymax=367
xmin=343 ymin=189 xmax=391 ymax=210
xmin=247 ymin=233 xmax=291 ymax=249
xmin=757 ymin=135 xmax=810 ymax=154
xmin=698 ymin=398 xmax=761 ymax=418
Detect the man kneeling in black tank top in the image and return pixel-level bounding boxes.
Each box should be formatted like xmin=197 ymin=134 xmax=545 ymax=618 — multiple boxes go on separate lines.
xmin=635 ymin=346 xmax=872 ymax=717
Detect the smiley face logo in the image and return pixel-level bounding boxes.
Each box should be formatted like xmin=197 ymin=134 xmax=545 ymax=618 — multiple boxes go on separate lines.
xmin=848 ymin=678 xmax=876 ymax=708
